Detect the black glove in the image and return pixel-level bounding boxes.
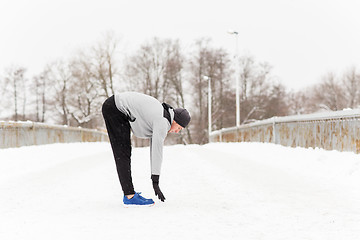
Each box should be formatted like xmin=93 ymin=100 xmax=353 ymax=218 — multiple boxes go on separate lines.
xmin=151 ymin=174 xmax=166 ymax=202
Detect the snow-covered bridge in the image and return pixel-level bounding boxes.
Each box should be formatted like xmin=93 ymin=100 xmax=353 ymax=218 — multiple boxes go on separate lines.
xmin=1 ymin=142 xmax=359 ymax=240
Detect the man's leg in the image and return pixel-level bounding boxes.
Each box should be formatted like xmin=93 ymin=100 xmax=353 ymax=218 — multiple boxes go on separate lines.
xmin=102 ymin=95 xmax=135 ymax=196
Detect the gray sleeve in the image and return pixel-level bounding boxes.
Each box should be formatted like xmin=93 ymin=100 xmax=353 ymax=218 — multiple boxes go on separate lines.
xmin=150 ymin=123 xmax=168 ymax=175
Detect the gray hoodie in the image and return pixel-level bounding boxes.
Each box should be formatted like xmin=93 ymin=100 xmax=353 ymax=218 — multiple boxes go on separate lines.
xmin=114 ymin=92 xmax=174 ymax=175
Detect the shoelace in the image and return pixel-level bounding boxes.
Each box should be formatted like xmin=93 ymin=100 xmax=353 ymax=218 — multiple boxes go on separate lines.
xmin=136 ymin=192 xmax=148 ymax=201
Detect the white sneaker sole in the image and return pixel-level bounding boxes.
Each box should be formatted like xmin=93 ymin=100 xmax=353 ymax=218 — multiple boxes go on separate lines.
xmin=123 ymin=203 xmax=155 ymax=208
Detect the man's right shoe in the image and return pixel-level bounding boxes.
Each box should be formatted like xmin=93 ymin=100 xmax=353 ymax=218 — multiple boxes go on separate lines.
xmin=123 ymin=192 xmax=155 ymax=206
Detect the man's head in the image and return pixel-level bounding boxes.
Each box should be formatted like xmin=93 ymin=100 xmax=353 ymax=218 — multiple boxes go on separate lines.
xmin=174 ymin=108 xmax=191 ymax=128
xmin=168 ymin=108 xmax=191 ymax=133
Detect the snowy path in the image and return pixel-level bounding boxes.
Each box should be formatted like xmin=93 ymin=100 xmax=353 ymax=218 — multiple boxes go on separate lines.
xmin=1 ymin=142 xmax=360 ymax=240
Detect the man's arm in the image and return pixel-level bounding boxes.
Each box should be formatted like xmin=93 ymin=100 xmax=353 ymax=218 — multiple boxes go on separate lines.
xmin=150 ymin=123 xmax=168 ymax=201
xmin=150 ymin=123 xmax=167 ymax=175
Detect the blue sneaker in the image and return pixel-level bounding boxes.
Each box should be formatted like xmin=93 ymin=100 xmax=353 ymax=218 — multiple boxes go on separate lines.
xmin=123 ymin=192 xmax=155 ymax=206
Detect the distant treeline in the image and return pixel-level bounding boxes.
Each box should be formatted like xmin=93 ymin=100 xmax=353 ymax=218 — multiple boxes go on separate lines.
xmin=1 ymin=32 xmax=360 ymax=145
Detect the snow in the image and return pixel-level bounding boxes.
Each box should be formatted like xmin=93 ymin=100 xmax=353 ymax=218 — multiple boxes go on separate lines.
xmin=1 ymin=142 xmax=360 ymax=239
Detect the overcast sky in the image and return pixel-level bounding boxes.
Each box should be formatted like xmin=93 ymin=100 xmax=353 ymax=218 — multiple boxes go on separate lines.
xmin=1 ymin=0 xmax=360 ymax=90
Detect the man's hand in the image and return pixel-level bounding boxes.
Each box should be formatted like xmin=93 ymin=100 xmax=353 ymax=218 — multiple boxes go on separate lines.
xmin=151 ymin=174 xmax=166 ymax=202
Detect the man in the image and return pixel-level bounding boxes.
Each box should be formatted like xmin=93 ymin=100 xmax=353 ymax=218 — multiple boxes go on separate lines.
xmin=102 ymin=92 xmax=191 ymax=206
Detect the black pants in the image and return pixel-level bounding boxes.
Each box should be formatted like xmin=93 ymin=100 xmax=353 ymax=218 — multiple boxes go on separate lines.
xmin=102 ymin=95 xmax=135 ymax=195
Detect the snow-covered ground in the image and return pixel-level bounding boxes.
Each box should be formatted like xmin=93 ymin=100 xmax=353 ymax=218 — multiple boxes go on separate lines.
xmin=1 ymin=142 xmax=360 ymax=240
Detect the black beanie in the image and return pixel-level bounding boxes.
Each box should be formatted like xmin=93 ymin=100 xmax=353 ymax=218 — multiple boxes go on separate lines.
xmin=173 ymin=108 xmax=191 ymax=128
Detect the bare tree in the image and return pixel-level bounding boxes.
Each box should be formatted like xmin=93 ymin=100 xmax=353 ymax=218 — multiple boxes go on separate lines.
xmin=32 ymin=70 xmax=48 ymax=122
xmin=239 ymin=60 xmax=272 ymax=122
xmin=162 ymin=39 xmax=194 ymax=144
xmin=91 ymin=31 xmax=122 ymax=98
xmin=238 ymin=55 xmax=256 ymax=101
xmin=46 ymin=61 xmax=73 ymax=125
xmin=206 ymin=48 xmax=232 ymax=130
xmin=188 ymin=39 xmax=234 ymax=143
xmin=342 ymin=67 xmax=360 ymax=108
xmin=163 ymin=39 xmax=185 ymax=106
xmin=4 ymin=66 xmax=27 ymax=121
xmin=126 ymin=37 xmax=180 ymax=101
xmin=288 ymin=68 xmax=360 ymax=115
xmin=188 ymin=38 xmax=212 ymax=144
xmin=263 ymin=82 xmax=289 ymax=118
xmin=311 ymin=73 xmax=346 ymax=111
xmin=287 ymin=90 xmax=311 ymax=115
xmin=68 ymin=55 xmax=102 ymax=128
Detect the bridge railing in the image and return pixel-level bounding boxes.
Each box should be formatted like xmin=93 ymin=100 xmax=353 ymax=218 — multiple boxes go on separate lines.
xmin=0 ymin=121 xmax=108 ymax=149
xmin=210 ymin=109 xmax=360 ymax=154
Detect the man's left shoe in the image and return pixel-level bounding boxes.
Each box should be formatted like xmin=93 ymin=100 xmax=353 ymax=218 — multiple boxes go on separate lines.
xmin=123 ymin=192 xmax=155 ymax=206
